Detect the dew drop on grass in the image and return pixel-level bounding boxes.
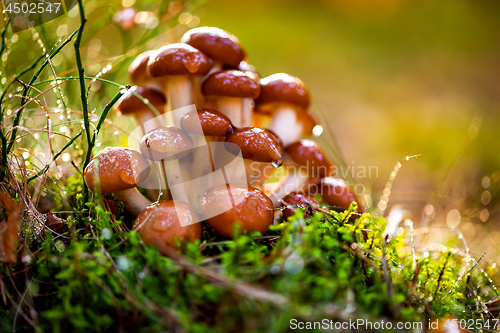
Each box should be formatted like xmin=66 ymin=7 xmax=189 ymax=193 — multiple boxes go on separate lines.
xmin=116 ymin=256 xmax=130 ymax=271
xmin=270 ymin=265 xmax=281 ymax=274
xmin=284 ymin=253 xmax=304 ymax=275
xmin=102 ymin=228 xmax=112 ymax=240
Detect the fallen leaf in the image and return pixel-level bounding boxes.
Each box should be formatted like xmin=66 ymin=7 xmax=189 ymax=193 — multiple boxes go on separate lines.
xmin=0 ymin=192 xmax=22 ymax=263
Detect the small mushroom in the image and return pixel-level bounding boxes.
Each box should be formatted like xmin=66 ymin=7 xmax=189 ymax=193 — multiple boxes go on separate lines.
xmin=200 ymin=184 xmax=273 ymax=239
xmin=180 ymin=108 xmax=233 ymax=178
xmin=128 ymin=50 xmax=164 ymax=92
xmin=133 ymin=200 xmax=202 ymax=248
xmin=202 ymin=70 xmax=260 ymax=127
xmin=281 ymin=192 xmax=318 ymax=220
xmin=181 ymin=27 xmax=246 ymax=73
xmin=225 ymin=127 xmax=282 ymax=187
xmin=254 ymin=73 xmax=310 ymax=147
xmin=310 ymin=177 xmax=363 ymax=213
xmin=147 ymin=43 xmax=213 ymax=125
xmin=140 ymin=127 xmax=193 ymax=203
xmin=114 ymin=86 xmax=167 ymax=132
xmin=84 ymin=147 xmax=151 ymax=216
xmin=269 ymin=139 xmax=333 ymax=207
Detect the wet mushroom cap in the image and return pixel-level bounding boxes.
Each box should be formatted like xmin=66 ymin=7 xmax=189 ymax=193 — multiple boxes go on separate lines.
xmin=284 ymin=140 xmax=333 ymax=178
xmin=202 ymin=70 xmax=260 ymax=99
xmin=317 ymin=177 xmax=362 ymax=212
xmin=225 ymin=127 xmax=282 ymax=163
xmin=266 ymin=129 xmax=284 ymax=148
xmin=255 ymin=73 xmax=310 ymax=113
xmin=140 ymin=127 xmax=193 ymax=161
xmin=181 ymin=27 xmax=246 ymax=67
xmin=84 ymin=147 xmax=150 ymax=193
xmin=129 ymin=50 xmax=155 ymax=86
xmin=200 ymin=184 xmax=273 ymax=239
xmin=115 ymin=86 xmax=166 ymax=116
xmin=281 ymin=192 xmax=318 ymax=220
xmin=133 ymin=200 xmax=202 ymax=248
xmin=180 ymin=108 xmax=233 ymax=137
xmin=147 ymin=43 xmax=213 ymax=77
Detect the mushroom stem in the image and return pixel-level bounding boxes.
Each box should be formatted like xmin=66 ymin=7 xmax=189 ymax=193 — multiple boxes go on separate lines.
xmin=191 ymin=76 xmax=205 ymax=109
xmin=244 ymin=159 xmax=270 ymax=188
xmin=205 ymin=61 xmax=223 ymax=78
xmin=218 ymin=97 xmax=243 ymax=127
xmin=162 ymin=159 xmax=190 ymax=204
xmin=251 ymin=162 xmax=277 ymax=188
xmin=269 ymin=107 xmax=301 ymax=147
xmin=268 ymin=169 xmax=309 ymax=207
xmin=194 ymin=136 xmax=217 ymax=176
xmin=114 ymin=188 xmax=152 ymax=216
xmin=166 ymin=75 xmax=194 ymax=126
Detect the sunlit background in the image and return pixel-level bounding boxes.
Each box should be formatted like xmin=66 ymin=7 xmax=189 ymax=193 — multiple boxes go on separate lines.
xmin=1 ymin=0 xmax=499 ymax=271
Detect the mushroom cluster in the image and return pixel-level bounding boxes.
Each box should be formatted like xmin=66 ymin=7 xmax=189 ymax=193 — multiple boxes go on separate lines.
xmin=85 ymin=26 xmax=364 ymax=249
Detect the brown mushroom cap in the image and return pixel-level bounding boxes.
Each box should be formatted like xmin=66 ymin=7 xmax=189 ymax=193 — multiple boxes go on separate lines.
xmin=254 ymin=73 xmax=310 ymax=113
xmin=225 ymin=127 xmax=282 ymax=163
xmin=281 ymin=192 xmax=318 ymax=220
xmin=133 ymin=200 xmax=202 ymax=248
xmin=115 ymin=86 xmax=166 ymax=116
xmin=181 ymin=27 xmax=246 ymax=68
xmin=147 ymin=43 xmax=213 ymax=77
xmin=284 ymin=140 xmax=333 ymax=178
xmin=200 ymin=184 xmax=273 ymax=238
xmin=84 ymin=147 xmax=150 ymax=193
xmin=129 ymin=50 xmax=155 ymax=86
xmin=315 ymin=177 xmax=362 ymax=212
xmin=202 ymin=70 xmax=260 ymax=99
xmin=140 ymin=127 xmax=193 ymax=161
xmin=266 ymin=129 xmax=284 ymax=148
xmin=180 ymin=108 xmax=233 ymax=137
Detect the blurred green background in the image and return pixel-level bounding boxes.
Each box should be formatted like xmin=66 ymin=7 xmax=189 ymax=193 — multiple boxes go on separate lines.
xmin=1 ymin=0 xmax=499 ymax=262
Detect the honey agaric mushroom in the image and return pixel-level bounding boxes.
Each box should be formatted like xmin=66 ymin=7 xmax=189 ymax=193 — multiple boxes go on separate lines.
xmin=281 ymin=192 xmax=319 ymax=220
xmin=84 ymin=147 xmax=151 ymax=216
xmin=181 ymin=27 xmax=246 ymax=73
xmin=133 ymin=200 xmax=202 ymax=248
xmin=114 ymin=86 xmax=166 ymax=132
xmin=202 ymin=70 xmax=260 ymax=127
xmin=225 ymin=127 xmax=282 ymax=187
xmin=129 ymin=50 xmax=163 ymax=92
xmin=308 ymin=177 xmax=363 ymax=213
xmin=254 ymin=73 xmax=311 ymax=147
xmin=269 ymin=139 xmax=334 ymax=207
xmin=200 ymin=184 xmax=273 ymax=239
xmin=180 ymin=108 xmax=233 ymax=176
xmin=147 ymin=43 xmax=213 ymax=125
xmin=139 ymin=127 xmax=193 ymax=203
